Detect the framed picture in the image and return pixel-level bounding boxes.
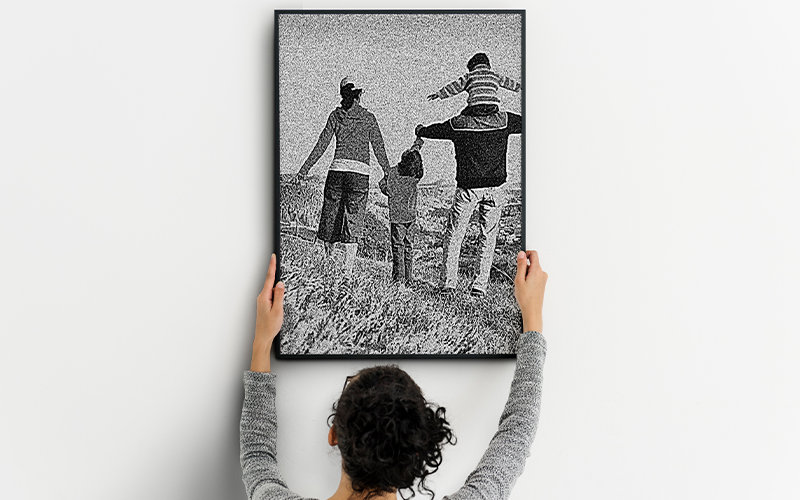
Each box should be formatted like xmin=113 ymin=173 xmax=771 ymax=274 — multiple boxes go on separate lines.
xmin=275 ymin=10 xmax=525 ymax=357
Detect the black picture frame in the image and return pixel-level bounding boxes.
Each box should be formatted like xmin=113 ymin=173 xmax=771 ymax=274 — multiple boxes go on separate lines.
xmin=274 ymin=9 xmax=525 ymax=359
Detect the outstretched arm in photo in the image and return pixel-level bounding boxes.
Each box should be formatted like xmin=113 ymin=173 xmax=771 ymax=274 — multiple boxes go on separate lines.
xmin=415 ymin=121 xmax=454 ymax=141
xmin=297 ymin=112 xmax=336 ymax=178
xmin=369 ymin=115 xmax=391 ymax=175
xmin=428 ymin=73 xmax=469 ymax=101
xmin=498 ymin=73 xmax=522 ymax=93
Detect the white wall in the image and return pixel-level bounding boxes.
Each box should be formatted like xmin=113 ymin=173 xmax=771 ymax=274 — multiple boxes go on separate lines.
xmin=1 ymin=1 xmax=798 ymax=499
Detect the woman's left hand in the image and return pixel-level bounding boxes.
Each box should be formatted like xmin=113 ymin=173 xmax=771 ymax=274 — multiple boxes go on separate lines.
xmin=250 ymin=254 xmax=285 ymax=372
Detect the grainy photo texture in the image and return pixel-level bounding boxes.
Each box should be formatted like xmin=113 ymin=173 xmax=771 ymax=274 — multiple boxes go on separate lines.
xmin=276 ymin=11 xmax=524 ymax=357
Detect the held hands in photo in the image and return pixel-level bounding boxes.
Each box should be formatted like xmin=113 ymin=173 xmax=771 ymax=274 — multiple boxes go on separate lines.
xmin=250 ymin=254 xmax=285 ymax=373
xmin=515 ymin=251 xmax=547 ymax=333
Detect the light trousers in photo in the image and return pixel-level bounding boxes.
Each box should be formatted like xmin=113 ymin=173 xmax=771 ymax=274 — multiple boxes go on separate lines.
xmin=438 ymin=185 xmax=506 ymax=292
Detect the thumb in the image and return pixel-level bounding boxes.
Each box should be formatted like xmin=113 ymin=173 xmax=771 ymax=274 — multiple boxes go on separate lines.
xmin=515 ymin=251 xmax=527 ymax=282
xmin=273 ymin=282 xmax=285 ymax=310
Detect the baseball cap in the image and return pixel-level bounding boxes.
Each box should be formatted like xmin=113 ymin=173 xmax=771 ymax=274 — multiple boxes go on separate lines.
xmin=340 ymin=76 xmax=362 ymax=90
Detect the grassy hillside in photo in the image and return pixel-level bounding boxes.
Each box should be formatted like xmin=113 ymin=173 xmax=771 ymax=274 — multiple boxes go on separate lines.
xmin=278 ymin=174 xmax=522 ymax=356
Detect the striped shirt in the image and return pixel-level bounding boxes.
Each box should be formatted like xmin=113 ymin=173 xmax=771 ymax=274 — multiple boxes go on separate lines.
xmin=435 ymin=64 xmax=521 ymax=106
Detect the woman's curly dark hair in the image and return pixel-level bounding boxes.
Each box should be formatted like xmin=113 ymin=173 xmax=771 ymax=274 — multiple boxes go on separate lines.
xmin=329 ymin=365 xmax=456 ymax=500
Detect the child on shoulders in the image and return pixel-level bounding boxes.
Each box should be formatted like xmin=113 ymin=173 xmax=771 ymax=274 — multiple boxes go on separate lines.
xmin=427 ymin=52 xmax=521 ymax=117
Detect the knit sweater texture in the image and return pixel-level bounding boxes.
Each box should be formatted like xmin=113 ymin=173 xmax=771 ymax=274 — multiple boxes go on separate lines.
xmin=299 ymin=103 xmax=391 ymax=176
xmin=435 ymin=64 xmax=521 ymax=106
xmin=416 ymin=111 xmax=522 ymax=189
xmin=240 ymin=330 xmax=546 ymax=500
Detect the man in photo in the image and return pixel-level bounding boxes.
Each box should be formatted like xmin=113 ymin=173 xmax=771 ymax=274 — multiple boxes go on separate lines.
xmin=415 ymin=109 xmax=522 ymax=297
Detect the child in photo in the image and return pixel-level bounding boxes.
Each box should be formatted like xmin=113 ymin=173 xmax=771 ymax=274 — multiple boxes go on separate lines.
xmin=427 ymin=52 xmax=521 ymax=116
xmin=379 ymin=138 xmax=424 ymax=283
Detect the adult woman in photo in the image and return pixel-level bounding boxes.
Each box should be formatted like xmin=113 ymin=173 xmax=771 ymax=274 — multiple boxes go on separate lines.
xmin=241 ymin=250 xmax=548 ymax=500
xmin=295 ymin=77 xmax=392 ymax=273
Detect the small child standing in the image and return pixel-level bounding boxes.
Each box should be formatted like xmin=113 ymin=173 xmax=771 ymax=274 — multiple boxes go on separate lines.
xmin=427 ymin=52 xmax=521 ymax=116
xmin=379 ymin=138 xmax=424 ymax=283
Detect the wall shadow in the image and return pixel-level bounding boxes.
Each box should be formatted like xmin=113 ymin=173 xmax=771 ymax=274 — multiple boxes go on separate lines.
xmin=182 ymin=14 xmax=277 ymax=500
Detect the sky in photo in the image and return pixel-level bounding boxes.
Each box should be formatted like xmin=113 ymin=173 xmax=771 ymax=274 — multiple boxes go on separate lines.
xmin=278 ymin=12 xmax=523 ymax=186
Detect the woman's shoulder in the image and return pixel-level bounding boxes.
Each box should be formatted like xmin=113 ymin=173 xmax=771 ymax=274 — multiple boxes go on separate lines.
xmin=362 ymin=108 xmax=378 ymax=121
xmin=350 ymin=103 xmax=376 ymax=120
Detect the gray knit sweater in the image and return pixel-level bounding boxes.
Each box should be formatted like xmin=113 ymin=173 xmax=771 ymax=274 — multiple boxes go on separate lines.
xmin=240 ymin=330 xmax=546 ymax=500
xmin=298 ymin=103 xmax=391 ymax=177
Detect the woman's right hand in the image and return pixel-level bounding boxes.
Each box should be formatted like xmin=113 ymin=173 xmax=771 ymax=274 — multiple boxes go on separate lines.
xmin=514 ymin=250 xmax=547 ymax=333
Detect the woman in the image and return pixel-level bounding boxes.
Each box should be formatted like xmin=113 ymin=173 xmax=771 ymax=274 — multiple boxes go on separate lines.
xmin=241 ymin=250 xmax=548 ymax=500
xmin=296 ymin=77 xmax=391 ymax=273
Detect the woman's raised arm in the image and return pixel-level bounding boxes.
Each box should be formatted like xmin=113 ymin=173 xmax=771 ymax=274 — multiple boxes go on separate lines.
xmin=445 ymin=251 xmax=548 ymax=500
xmin=249 ymin=254 xmax=284 ymax=373
xmin=240 ymin=256 xmax=303 ymax=500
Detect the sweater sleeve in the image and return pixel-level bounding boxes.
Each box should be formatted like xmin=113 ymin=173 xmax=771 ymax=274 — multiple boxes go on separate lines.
xmin=379 ymin=166 xmax=396 ymax=196
xmin=240 ymin=371 xmax=307 ymax=500
xmin=436 ymin=73 xmax=469 ymax=99
xmin=444 ymin=330 xmax=547 ymax=500
xmin=416 ymin=121 xmax=453 ymax=141
xmin=299 ymin=112 xmax=335 ymax=176
xmin=369 ymin=115 xmax=391 ymax=174
xmin=497 ymin=73 xmax=522 ymax=93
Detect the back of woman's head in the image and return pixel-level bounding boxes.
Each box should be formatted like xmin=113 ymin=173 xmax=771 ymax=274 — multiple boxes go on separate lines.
xmin=331 ymin=365 xmax=455 ymax=499
xmin=340 ymin=83 xmax=363 ymax=110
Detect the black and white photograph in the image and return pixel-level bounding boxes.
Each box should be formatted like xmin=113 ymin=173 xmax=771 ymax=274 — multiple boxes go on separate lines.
xmin=276 ymin=10 xmax=525 ymax=356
